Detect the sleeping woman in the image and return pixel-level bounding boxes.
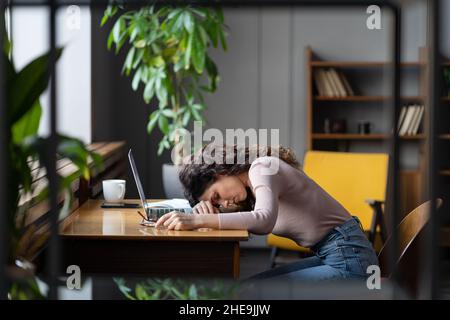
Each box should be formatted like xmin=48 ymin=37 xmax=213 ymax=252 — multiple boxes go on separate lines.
xmin=155 ymin=144 xmax=379 ymax=281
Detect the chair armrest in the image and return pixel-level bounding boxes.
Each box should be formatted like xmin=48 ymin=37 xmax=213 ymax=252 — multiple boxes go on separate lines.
xmin=365 ymin=199 xmax=387 ymax=244
xmin=365 ymin=199 xmax=385 ymax=206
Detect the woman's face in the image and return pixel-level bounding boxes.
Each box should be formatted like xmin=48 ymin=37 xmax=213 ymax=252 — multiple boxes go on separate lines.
xmin=199 ymin=174 xmax=248 ymax=209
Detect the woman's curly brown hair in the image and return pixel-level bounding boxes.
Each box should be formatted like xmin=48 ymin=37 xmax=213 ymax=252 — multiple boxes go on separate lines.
xmin=178 ymin=144 xmax=301 ymax=207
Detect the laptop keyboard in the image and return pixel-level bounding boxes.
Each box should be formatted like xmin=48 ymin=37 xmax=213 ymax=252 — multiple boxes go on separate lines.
xmin=148 ymin=208 xmax=185 ymax=217
xmin=159 ymin=208 xmax=185 ymax=214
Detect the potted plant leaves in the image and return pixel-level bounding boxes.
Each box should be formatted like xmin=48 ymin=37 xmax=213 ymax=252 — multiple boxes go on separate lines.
xmin=101 ymin=3 xmax=228 ymax=197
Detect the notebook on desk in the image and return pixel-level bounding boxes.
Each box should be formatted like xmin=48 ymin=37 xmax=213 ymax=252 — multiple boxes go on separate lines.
xmin=128 ymin=149 xmax=192 ymax=223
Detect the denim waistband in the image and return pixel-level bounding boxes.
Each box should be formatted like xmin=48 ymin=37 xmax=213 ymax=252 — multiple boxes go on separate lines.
xmin=310 ymin=216 xmax=362 ymax=252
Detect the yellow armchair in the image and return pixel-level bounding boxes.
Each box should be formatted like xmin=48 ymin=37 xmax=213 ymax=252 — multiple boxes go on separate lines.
xmin=267 ymin=151 xmax=389 ymax=268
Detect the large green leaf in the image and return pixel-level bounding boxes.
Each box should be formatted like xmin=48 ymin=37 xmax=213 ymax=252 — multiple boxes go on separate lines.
xmin=156 ymin=84 xmax=168 ymax=108
xmin=147 ymin=110 xmax=160 ymax=134
xmin=161 ymin=108 xmax=175 ymax=118
xmin=182 ymin=108 xmax=191 ymax=126
xmin=11 ymin=100 xmax=42 ymax=145
xmin=219 ymin=27 xmax=228 ymax=51
xmin=169 ymin=10 xmax=185 ymax=35
xmin=183 ymin=12 xmax=194 ymax=34
xmin=107 ymin=30 xmax=115 ymax=50
xmin=112 ymin=17 xmax=125 ymax=44
xmin=101 ymin=5 xmax=118 ymax=27
xmin=216 ymin=8 xmax=225 ymax=24
xmin=7 ymin=48 xmax=63 ymax=126
xmin=191 ymin=26 xmax=205 ymax=73
xmin=143 ymin=76 xmax=156 ymax=103
xmin=132 ymin=48 xmax=145 ymax=69
xmin=158 ymin=115 xmax=169 ymax=135
xmin=167 ymin=8 xmax=182 ymax=20
xmin=132 ymin=67 xmax=142 ymax=91
xmin=113 ymin=278 xmax=136 ymax=301
xmin=57 ymin=135 xmax=104 ymax=180
xmin=135 ymin=284 xmax=148 ymax=300
xmin=3 ymin=26 xmax=12 ymax=57
xmin=205 ymin=20 xmax=218 ymax=48
xmin=122 ymin=46 xmax=135 ymax=75
xmin=203 ymin=54 xmax=219 ymax=92
xmin=184 ymin=32 xmax=193 ymax=69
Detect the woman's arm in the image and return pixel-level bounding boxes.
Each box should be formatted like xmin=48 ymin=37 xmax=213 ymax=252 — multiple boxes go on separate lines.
xmin=192 ymin=200 xmax=220 ymax=214
xmin=155 ymin=211 xmax=219 ymax=230
xmin=217 ymin=181 xmax=279 ymax=234
xmin=217 ymin=157 xmax=281 ymax=234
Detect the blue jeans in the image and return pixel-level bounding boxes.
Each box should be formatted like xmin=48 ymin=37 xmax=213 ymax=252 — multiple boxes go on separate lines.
xmin=247 ymin=216 xmax=379 ymax=282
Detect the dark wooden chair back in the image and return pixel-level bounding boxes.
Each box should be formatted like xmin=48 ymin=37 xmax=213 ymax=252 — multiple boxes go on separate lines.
xmin=378 ymin=198 xmax=443 ymax=279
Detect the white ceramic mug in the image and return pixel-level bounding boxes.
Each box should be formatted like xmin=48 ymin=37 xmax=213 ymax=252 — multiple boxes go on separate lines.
xmin=102 ymin=179 xmax=126 ymax=203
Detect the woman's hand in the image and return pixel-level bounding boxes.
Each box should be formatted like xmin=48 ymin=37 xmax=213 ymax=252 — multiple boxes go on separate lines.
xmin=192 ymin=200 xmax=219 ymax=214
xmin=155 ymin=211 xmax=219 ymax=230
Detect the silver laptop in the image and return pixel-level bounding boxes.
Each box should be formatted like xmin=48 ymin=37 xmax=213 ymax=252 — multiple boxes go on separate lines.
xmin=128 ymin=149 xmax=191 ymax=221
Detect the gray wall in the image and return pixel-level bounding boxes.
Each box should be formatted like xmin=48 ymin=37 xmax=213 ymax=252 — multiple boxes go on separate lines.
xmin=203 ymin=3 xmax=427 ymax=171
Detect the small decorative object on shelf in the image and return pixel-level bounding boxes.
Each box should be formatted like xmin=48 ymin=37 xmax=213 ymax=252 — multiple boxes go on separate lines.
xmin=324 ymin=118 xmax=347 ymax=134
xmin=357 ymin=121 xmax=372 ymax=135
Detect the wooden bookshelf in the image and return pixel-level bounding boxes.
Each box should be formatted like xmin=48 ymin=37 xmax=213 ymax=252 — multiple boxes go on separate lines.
xmin=311 ymin=133 xmax=387 ymax=140
xmin=307 ymin=46 xmax=450 ymax=230
xmin=305 ymin=46 xmax=429 ymax=217
xmin=314 ymin=96 xmax=423 ymax=102
xmin=310 ymin=61 xmax=422 ymax=68
xmin=306 ymin=46 xmax=427 ymax=150
xmin=441 ymin=170 xmax=450 ymax=176
xmin=402 ymin=134 xmax=426 ymax=140
xmin=314 ymin=95 xmax=450 ymax=102
xmin=311 ymin=133 xmax=425 ymax=140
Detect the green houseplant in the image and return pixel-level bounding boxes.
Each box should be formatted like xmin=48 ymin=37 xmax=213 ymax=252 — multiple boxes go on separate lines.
xmin=101 ymin=3 xmax=228 ymax=197
xmin=114 ymin=277 xmax=240 ymax=300
xmin=2 ymin=24 xmax=102 ymax=299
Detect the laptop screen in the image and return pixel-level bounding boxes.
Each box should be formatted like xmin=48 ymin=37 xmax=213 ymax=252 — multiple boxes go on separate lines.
xmin=128 ymin=149 xmax=147 ymax=210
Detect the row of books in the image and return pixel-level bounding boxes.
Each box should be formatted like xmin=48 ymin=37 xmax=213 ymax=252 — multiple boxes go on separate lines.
xmin=397 ymin=104 xmax=425 ymax=136
xmin=313 ymin=68 xmax=355 ymax=97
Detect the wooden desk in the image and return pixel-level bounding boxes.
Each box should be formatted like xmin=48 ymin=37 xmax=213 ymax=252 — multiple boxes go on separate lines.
xmin=60 ymin=200 xmax=248 ymax=278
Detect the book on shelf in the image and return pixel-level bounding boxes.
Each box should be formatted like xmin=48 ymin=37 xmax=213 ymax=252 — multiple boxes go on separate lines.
xmin=320 ymin=69 xmax=336 ymax=96
xmin=313 ymin=69 xmax=326 ymax=96
xmin=326 ymin=69 xmax=341 ymax=97
xmin=330 ymin=68 xmax=347 ymax=97
xmin=397 ymin=104 xmax=424 ymax=136
xmin=411 ymin=105 xmax=424 ymax=135
xmin=398 ymin=105 xmax=415 ymax=136
xmin=339 ymin=71 xmax=355 ymax=96
xmin=313 ymin=68 xmax=354 ymax=97
xmin=397 ymin=105 xmax=408 ymax=131
xmin=314 ymin=69 xmax=331 ymax=96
